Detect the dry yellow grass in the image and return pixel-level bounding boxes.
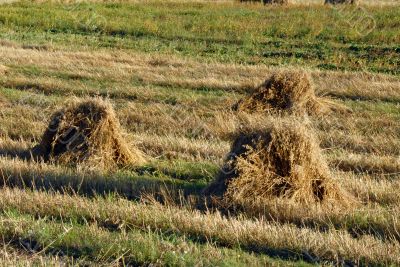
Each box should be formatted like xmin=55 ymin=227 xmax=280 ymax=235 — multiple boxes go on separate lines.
xmin=1 ymin=46 xmax=399 ymax=101
xmin=0 ymin=245 xmax=83 ymax=267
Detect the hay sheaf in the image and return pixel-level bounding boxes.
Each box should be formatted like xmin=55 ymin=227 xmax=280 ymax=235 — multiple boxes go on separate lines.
xmin=204 ymin=118 xmax=350 ymax=208
xmin=239 ymin=0 xmax=290 ymax=4
xmin=233 ymin=70 xmax=345 ymax=115
xmin=325 ymin=0 xmax=360 ymax=4
xmin=262 ymin=0 xmax=290 ymax=4
xmin=37 ymin=98 xmax=146 ymax=169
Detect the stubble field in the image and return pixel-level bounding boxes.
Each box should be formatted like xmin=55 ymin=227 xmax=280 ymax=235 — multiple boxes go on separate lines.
xmin=0 ymin=0 xmax=399 ymax=265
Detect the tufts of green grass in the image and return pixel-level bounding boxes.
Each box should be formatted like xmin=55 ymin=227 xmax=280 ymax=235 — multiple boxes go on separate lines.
xmin=0 ymin=210 xmax=307 ymax=266
xmin=0 ymin=1 xmax=399 ymax=74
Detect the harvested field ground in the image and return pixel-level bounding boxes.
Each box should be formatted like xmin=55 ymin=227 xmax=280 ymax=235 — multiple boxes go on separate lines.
xmin=0 ymin=0 xmax=399 ymax=265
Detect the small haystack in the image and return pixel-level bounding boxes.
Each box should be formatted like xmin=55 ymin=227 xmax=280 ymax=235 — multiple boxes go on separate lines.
xmin=262 ymin=0 xmax=290 ymax=4
xmin=233 ymin=70 xmax=326 ymax=115
xmin=37 ymin=98 xmax=146 ymax=169
xmin=325 ymin=0 xmax=360 ymax=5
xmin=239 ymin=0 xmax=289 ymax=4
xmin=204 ymin=118 xmax=348 ymax=207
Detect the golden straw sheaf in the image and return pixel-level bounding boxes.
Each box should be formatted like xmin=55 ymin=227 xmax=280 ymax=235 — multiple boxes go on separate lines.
xmin=36 ymin=98 xmax=146 ymax=169
xmin=204 ymin=117 xmax=352 ymax=210
xmin=239 ymin=0 xmax=290 ymax=5
xmin=233 ymin=69 xmax=350 ymax=115
xmin=262 ymin=0 xmax=290 ymax=4
xmin=325 ymin=0 xmax=360 ymax=5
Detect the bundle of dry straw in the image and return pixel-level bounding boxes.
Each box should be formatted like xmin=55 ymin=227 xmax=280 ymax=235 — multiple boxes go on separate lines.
xmin=262 ymin=0 xmax=290 ymax=4
xmin=36 ymin=98 xmax=146 ymax=169
xmin=233 ymin=69 xmax=348 ymax=115
xmin=239 ymin=0 xmax=290 ymax=4
xmin=325 ymin=0 xmax=360 ymax=4
xmin=204 ymin=117 xmax=351 ymax=208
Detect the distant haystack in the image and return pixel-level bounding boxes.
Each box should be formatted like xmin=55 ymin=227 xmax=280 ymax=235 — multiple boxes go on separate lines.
xmin=233 ymin=69 xmax=349 ymax=115
xmin=239 ymin=0 xmax=290 ymax=4
xmin=204 ymin=118 xmax=349 ymax=207
xmin=262 ymin=0 xmax=290 ymax=4
xmin=233 ymin=70 xmax=324 ymax=115
xmin=37 ymin=98 xmax=146 ymax=169
xmin=325 ymin=0 xmax=360 ymax=5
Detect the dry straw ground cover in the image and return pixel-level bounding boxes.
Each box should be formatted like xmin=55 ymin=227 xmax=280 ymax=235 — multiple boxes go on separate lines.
xmin=0 ymin=0 xmax=399 ymax=265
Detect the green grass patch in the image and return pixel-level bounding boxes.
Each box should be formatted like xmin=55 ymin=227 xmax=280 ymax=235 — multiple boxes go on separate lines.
xmin=0 ymin=1 xmax=399 ymax=74
xmin=0 ymin=211 xmax=295 ymax=266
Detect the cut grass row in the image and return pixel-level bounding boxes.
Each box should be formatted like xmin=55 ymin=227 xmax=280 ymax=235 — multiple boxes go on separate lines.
xmin=0 ymin=210 xmax=286 ymax=266
xmin=1 ymin=46 xmax=399 ymax=102
xmin=1 ymin=83 xmax=399 ymax=155
xmin=0 ymin=188 xmax=399 ymax=265
xmin=0 ymin=155 xmax=399 ymax=236
xmin=1 ymin=114 xmax=399 ymax=178
xmin=0 ymin=245 xmax=89 ymax=266
xmin=0 ymin=142 xmax=399 ymax=203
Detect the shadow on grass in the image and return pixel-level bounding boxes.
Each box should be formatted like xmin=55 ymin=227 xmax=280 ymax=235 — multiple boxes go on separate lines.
xmin=0 ymin=149 xmax=28 ymax=160
xmin=0 ymin=147 xmax=37 ymax=162
xmin=135 ymin=160 xmax=218 ymax=183
xmin=0 ymin=158 xmax=206 ymax=201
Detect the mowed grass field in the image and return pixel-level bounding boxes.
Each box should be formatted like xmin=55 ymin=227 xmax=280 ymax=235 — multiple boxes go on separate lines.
xmin=0 ymin=0 xmax=400 ymax=265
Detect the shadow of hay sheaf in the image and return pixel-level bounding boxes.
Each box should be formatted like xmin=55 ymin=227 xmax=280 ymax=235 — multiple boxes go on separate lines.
xmin=0 ymin=148 xmax=34 ymax=162
xmin=32 ymin=97 xmax=147 ymax=170
xmin=134 ymin=160 xmax=218 ymax=183
xmin=0 ymin=158 xmax=205 ymax=201
xmin=233 ymin=69 xmax=352 ymax=116
xmin=203 ymin=116 xmax=357 ymax=214
xmin=0 ymin=137 xmax=37 ymax=161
